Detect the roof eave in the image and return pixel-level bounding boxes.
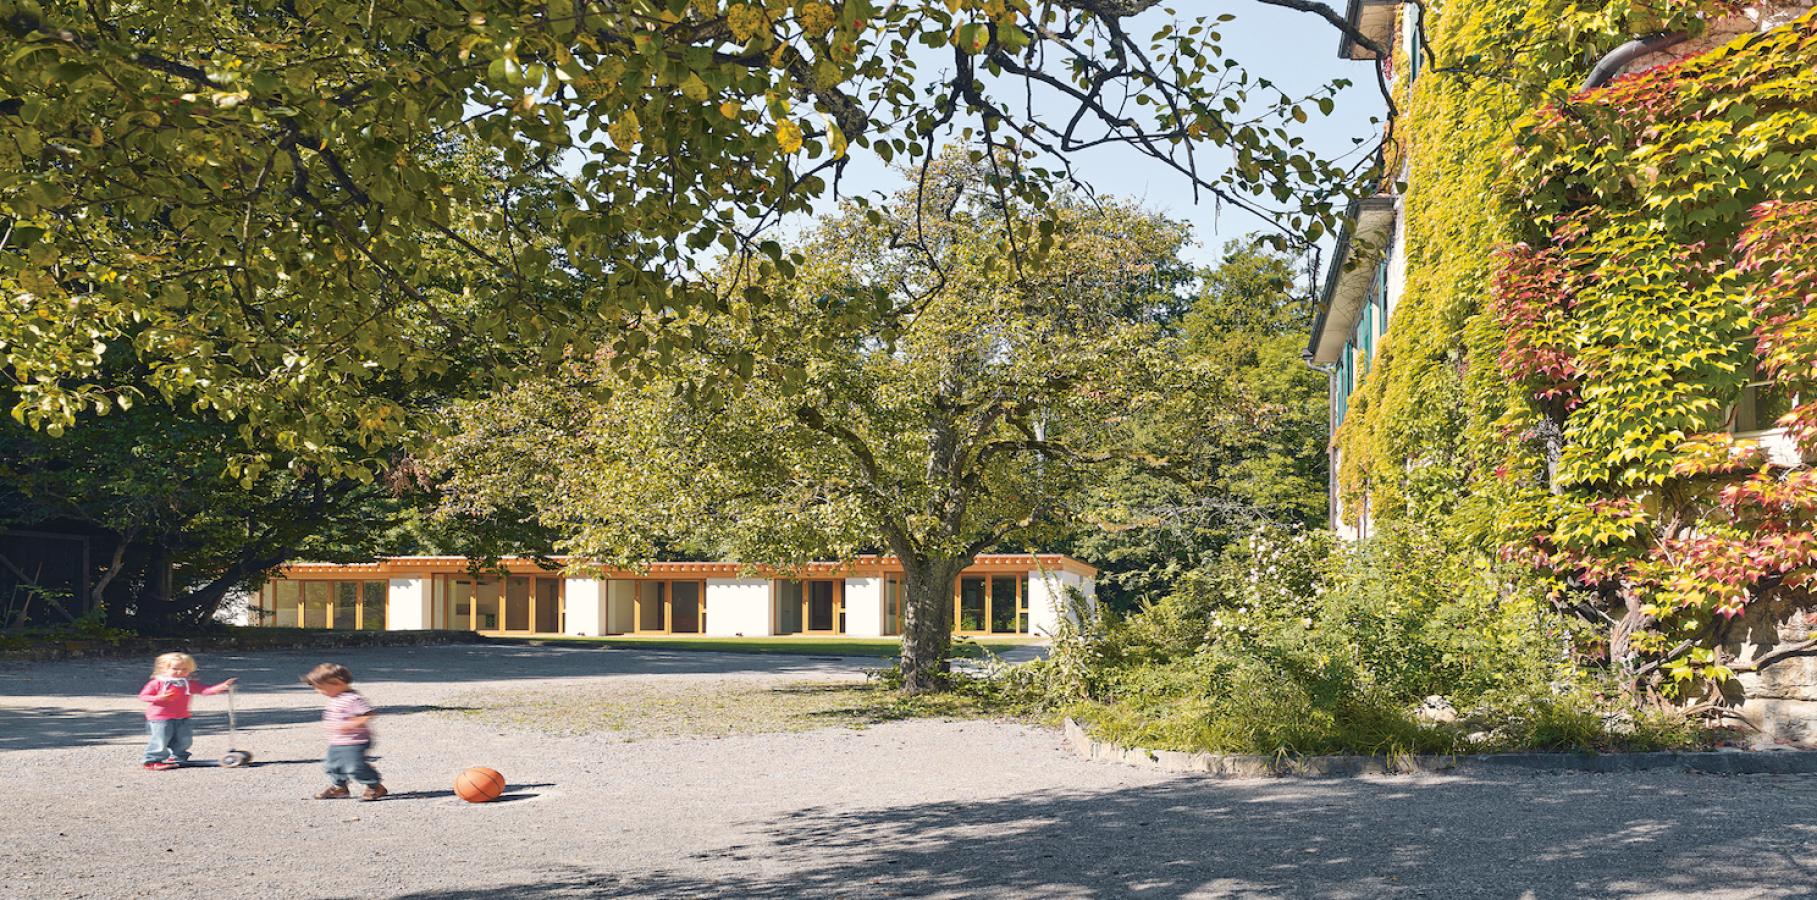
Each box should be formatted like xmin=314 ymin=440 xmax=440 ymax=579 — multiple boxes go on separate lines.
xmin=1306 ymin=196 xmax=1398 ymax=365
xmin=1338 ymin=0 xmax=1401 ymax=60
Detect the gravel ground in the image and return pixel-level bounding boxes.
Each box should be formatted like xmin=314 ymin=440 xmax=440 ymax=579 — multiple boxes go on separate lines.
xmin=6 ymin=643 xmax=1817 ymax=899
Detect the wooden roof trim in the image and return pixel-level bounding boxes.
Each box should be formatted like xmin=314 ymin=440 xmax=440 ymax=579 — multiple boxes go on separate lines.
xmin=275 ymin=552 xmax=1097 ymax=580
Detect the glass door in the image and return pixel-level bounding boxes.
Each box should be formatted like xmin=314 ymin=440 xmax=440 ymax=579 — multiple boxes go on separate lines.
xmin=670 ymin=581 xmax=702 ymax=634
xmin=534 ymin=577 xmax=562 ymax=634
xmin=776 ymin=581 xmax=804 ymax=634
xmin=361 ymin=581 xmax=387 ymax=630
xmin=504 ymin=576 xmax=532 ymax=632
xmin=272 ymin=581 xmax=300 ymax=627
xmin=956 ymin=576 xmax=987 ymax=633
xmin=883 ymin=575 xmax=903 ymax=636
xmin=473 ymin=579 xmax=501 ymax=631
xmin=303 ymin=582 xmax=331 ymax=628
xmin=637 ymin=581 xmax=667 ymax=632
xmin=805 ymin=580 xmax=840 ymax=633
xmin=990 ymin=575 xmax=1020 ymax=634
xmin=446 ymin=577 xmax=475 ymax=630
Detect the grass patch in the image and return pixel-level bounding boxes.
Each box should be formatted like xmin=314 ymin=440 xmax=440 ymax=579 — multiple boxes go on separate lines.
xmin=443 ymin=677 xmax=1016 ymax=741
xmin=488 ymin=633 xmax=1044 ymax=659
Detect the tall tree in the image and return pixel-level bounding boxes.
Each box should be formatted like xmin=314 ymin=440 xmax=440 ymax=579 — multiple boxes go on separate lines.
xmin=428 ymin=155 xmax=1232 ymax=690
xmin=1069 ymin=241 xmax=1329 ymax=610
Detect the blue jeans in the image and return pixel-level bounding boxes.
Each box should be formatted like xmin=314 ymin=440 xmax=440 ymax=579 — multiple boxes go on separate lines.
xmin=324 ymin=742 xmax=381 ymax=787
xmin=144 ymin=718 xmax=194 ymax=764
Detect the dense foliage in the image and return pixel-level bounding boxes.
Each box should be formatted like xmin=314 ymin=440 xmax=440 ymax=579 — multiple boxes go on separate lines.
xmin=1330 ymin=3 xmax=1753 ymax=681
xmin=1020 ymin=524 xmax=1700 ymax=756
xmin=1491 ymin=11 xmax=1817 ymax=693
xmin=0 ymin=147 xmax=570 ymax=630
xmin=1 ymin=0 xmax=1366 ymax=486
xmin=1068 ymin=242 xmax=1328 ymax=611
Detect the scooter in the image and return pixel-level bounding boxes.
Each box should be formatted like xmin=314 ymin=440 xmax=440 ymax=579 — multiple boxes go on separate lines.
xmin=219 ymin=684 xmax=254 ymax=768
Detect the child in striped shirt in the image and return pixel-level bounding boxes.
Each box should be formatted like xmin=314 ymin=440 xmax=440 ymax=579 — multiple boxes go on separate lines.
xmin=302 ymin=662 xmax=387 ymax=801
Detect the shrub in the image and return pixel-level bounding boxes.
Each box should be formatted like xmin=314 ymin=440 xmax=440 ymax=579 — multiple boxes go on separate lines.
xmin=1027 ymin=524 xmax=1705 ymax=756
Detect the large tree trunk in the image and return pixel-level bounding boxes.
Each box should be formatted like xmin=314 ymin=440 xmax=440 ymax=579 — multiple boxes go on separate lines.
xmin=899 ymin=556 xmax=968 ymax=694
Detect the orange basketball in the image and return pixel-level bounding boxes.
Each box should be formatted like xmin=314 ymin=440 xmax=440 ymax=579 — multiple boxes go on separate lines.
xmin=454 ymin=767 xmax=506 ymax=803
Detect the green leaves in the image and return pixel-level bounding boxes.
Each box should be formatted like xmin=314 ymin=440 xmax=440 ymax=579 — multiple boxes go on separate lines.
xmin=429 ymin=153 xmax=1197 ymax=580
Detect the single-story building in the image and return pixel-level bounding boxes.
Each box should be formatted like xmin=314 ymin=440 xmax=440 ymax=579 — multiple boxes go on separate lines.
xmin=243 ymin=554 xmax=1097 ymax=638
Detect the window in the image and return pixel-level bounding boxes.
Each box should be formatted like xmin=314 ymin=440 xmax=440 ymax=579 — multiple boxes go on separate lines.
xmin=774 ymin=579 xmax=841 ymax=635
xmin=1334 ymin=343 xmax=1354 ymax=427
xmin=882 ymin=575 xmax=904 ymax=636
xmin=1732 ymin=376 xmax=1796 ymax=435
xmin=1405 ymin=3 xmax=1425 ymax=83
xmin=334 ymin=582 xmax=359 ymax=631
xmin=448 ymin=581 xmax=508 ymax=629
xmin=260 ymin=579 xmax=388 ymax=630
xmin=302 ymin=582 xmax=330 ymax=628
xmin=271 ymin=581 xmax=299 ymax=627
xmin=670 ymin=581 xmax=702 ymax=634
xmin=776 ymin=580 xmax=803 ymax=634
xmin=633 ymin=579 xmax=706 ymax=634
xmin=957 ymin=576 xmax=988 ymax=632
xmin=535 ymin=578 xmax=561 ymax=634
xmin=361 ymin=581 xmax=386 ymax=631
xmin=953 ymin=574 xmax=1030 ymax=635
xmin=989 ymin=576 xmax=1019 ymax=633
xmin=638 ymin=581 xmax=666 ymax=632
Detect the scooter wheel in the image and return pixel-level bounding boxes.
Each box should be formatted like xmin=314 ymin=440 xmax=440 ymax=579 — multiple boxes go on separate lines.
xmin=220 ymin=750 xmax=253 ymax=768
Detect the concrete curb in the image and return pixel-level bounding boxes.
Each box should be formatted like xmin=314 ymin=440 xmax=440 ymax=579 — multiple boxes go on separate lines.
xmin=1061 ymin=717 xmax=1817 ymax=777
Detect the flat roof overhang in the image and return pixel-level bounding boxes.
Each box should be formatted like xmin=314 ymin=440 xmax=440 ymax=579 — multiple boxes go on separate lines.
xmin=277 ymin=553 xmax=1099 ymax=580
xmin=1340 ymin=0 xmax=1400 ymax=60
xmin=1306 ymin=196 xmax=1397 ymax=366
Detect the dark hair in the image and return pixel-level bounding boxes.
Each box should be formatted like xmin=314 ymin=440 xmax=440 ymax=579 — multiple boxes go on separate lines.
xmin=302 ymin=662 xmax=353 ymax=686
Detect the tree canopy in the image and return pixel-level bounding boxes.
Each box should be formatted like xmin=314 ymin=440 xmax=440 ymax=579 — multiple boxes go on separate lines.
xmin=2 ymin=0 xmax=1375 ymax=485
xmin=1068 ymin=240 xmax=1328 ymax=611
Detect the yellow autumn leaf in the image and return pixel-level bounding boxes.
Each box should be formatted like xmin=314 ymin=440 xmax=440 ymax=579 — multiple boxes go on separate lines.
xmin=776 ymin=118 xmax=803 ymax=154
xmin=798 ymin=1 xmax=835 ymax=38
xmin=609 ymin=109 xmax=641 ymax=150
xmin=824 ymin=114 xmax=846 ymax=159
xmin=681 ymin=73 xmax=710 ymax=101
xmin=727 ymin=4 xmax=768 ymax=43
xmin=720 ymin=100 xmax=742 ymax=119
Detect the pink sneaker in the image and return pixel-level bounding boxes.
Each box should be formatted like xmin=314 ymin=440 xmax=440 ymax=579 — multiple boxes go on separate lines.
xmin=143 ymin=761 xmax=178 ymax=771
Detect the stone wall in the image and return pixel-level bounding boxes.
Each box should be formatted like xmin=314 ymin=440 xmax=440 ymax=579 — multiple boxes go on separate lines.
xmin=1723 ymin=597 xmax=1817 ymax=746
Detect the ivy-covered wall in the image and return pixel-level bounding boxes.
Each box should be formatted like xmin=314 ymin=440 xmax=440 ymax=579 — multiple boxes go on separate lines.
xmin=1332 ymin=1 xmax=1816 ymax=704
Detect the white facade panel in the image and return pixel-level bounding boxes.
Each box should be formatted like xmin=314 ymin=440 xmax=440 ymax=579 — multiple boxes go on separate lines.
xmin=842 ymin=576 xmax=884 ymax=637
xmin=563 ymin=577 xmax=606 ymax=636
xmin=706 ymin=578 xmax=773 ymax=636
xmin=387 ymin=577 xmax=429 ymax=630
xmin=1026 ymin=569 xmax=1097 ymax=637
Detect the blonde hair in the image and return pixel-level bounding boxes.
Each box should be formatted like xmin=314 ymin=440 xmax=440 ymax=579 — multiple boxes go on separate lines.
xmin=153 ymin=652 xmax=196 ymax=677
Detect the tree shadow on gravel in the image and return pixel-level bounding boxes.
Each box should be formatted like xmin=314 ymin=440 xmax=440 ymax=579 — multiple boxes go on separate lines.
xmin=0 ymin=703 xmax=472 ymax=752
xmin=386 ymin=774 xmax=1817 ymax=898
xmin=0 ymin=643 xmax=873 ymax=698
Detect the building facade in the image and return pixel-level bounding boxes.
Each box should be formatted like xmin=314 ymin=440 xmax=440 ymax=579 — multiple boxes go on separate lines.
xmin=1309 ymin=1 xmax=1817 ymax=742
xmin=1307 ymin=1 xmax=1800 ymax=539
xmin=243 ymin=554 xmax=1096 ymax=639
xmin=1305 ymin=1 xmax=1422 ymax=540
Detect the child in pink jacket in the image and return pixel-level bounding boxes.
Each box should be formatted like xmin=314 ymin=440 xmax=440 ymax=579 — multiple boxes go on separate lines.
xmin=138 ymin=652 xmax=236 ymax=769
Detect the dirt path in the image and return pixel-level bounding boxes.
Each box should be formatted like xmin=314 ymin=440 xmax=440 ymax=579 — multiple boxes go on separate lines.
xmin=6 ymin=644 xmax=1815 ymax=898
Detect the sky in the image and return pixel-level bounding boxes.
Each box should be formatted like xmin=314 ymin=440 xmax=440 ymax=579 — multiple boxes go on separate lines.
xmin=777 ymin=1 xmax=1388 ymax=268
